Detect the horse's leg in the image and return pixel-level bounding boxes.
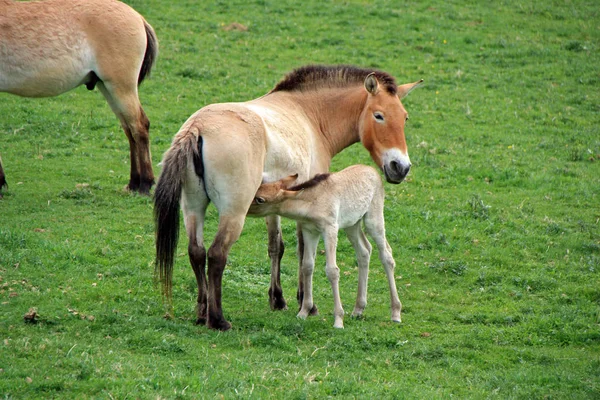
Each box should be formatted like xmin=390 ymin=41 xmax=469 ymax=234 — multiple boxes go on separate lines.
xmin=0 ymin=155 xmax=6 ymax=198
xmin=344 ymin=223 xmax=372 ymax=318
xmin=206 ymin=214 xmax=246 ymax=331
xmin=182 ymin=190 xmax=210 ymax=324
xmin=296 ymin=223 xmax=318 ymax=315
xmin=297 ymin=230 xmax=319 ymax=319
xmin=96 ymin=81 xmax=154 ymax=194
xmin=364 ymin=216 xmax=402 ymax=323
xmin=266 ymin=215 xmax=287 ymax=310
xmin=323 ymin=226 xmax=344 ymax=328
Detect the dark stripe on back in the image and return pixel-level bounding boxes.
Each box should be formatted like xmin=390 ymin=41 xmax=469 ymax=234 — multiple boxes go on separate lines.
xmin=287 ymin=173 xmax=330 ymax=192
xmin=270 ymin=64 xmax=397 ymax=95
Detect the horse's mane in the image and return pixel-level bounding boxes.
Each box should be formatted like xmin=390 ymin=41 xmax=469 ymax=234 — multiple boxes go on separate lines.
xmin=287 ymin=173 xmax=330 ymax=192
xmin=270 ymin=65 xmax=398 ymax=95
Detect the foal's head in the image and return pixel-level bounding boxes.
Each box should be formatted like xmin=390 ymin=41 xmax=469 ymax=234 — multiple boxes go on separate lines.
xmin=359 ymin=73 xmax=423 ymax=184
xmin=249 ymin=173 xmax=329 ymax=215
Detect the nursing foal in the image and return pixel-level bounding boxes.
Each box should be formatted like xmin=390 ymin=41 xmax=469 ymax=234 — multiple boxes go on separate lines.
xmin=248 ymin=165 xmax=402 ymax=328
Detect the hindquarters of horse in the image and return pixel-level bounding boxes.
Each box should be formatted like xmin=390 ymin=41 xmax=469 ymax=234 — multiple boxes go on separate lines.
xmin=193 ymin=105 xmax=268 ymax=210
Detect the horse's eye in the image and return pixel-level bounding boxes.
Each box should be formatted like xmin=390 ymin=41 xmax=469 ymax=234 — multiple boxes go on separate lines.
xmin=254 ymin=197 xmax=266 ymax=204
xmin=374 ymin=112 xmax=385 ymax=123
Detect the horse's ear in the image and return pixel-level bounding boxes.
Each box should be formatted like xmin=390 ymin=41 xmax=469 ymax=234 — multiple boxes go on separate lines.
xmin=397 ymin=79 xmax=424 ymax=99
xmin=364 ymin=73 xmax=379 ymax=95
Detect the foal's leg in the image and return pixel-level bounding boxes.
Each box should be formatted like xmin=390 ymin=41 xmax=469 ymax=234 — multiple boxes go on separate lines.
xmin=206 ymin=214 xmax=246 ymax=331
xmin=96 ymin=81 xmax=154 ymax=194
xmin=364 ymin=216 xmax=402 ymax=322
xmin=344 ymin=223 xmax=372 ymax=318
xmin=323 ymin=226 xmax=344 ymax=328
xmin=296 ymin=223 xmax=318 ymax=315
xmin=297 ymin=230 xmax=319 ymax=320
xmin=266 ymin=215 xmax=287 ymax=310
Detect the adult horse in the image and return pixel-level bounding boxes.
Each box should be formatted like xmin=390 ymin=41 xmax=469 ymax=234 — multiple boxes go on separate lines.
xmin=0 ymin=0 xmax=158 ymax=195
xmin=154 ymin=64 xmax=422 ymax=330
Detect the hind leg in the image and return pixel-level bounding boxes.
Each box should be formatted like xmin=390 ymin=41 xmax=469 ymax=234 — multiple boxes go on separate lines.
xmin=97 ymin=81 xmax=154 ymax=194
xmin=0 ymin=155 xmax=6 ymax=198
xmin=344 ymin=223 xmax=372 ymax=318
xmin=364 ymin=215 xmax=402 ymax=323
xmin=206 ymin=214 xmax=246 ymax=330
xmin=182 ymin=186 xmax=210 ymax=324
xmin=266 ymin=215 xmax=287 ymax=310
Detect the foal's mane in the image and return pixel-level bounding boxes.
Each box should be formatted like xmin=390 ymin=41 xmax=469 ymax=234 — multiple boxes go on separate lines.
xmin=287 ymin=173 xmax=330 ymax=192
xmin=270 ymin=65 xmax=398 ymax=95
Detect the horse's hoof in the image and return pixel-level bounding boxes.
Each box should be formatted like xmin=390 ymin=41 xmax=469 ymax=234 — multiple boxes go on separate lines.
xmin=207 ymin=318 xmax=232 ymax=331
xmin=270 ymin=297 xmax=288 ymax=311
xmin=309 ymin=304 xmax=319 ymax=316
xmin=195 ymin=317 xmax=207 ymax=325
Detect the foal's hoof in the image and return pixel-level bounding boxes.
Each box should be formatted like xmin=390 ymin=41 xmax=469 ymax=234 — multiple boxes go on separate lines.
xmin=308 ymin=304 xmax=319 ymax=316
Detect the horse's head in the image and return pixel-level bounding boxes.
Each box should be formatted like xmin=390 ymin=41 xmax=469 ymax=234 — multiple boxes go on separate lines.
xmin=359 ymin=73 xmax=422 ymax=184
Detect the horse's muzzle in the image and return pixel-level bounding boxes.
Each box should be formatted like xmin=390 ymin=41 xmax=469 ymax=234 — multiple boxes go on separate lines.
xmin=383 ymin=160 xmax=411 ymax=184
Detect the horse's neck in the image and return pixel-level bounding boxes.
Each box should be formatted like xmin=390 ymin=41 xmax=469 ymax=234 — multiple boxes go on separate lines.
xmin=266 ymin=88 xmax=365 ymax=158
xmin=301 ymin=89 xmax=365 ymax=157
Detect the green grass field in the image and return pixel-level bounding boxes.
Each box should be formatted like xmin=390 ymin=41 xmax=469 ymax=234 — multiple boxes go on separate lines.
xmin=1 ymin=0 xmax=599 ymax=398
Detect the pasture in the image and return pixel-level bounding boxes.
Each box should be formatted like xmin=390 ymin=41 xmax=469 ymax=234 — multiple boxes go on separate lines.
xmin=1 ymin=0 xmax=599 ymax=397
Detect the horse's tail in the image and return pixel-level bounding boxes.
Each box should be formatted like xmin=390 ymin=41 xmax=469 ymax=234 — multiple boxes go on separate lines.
xmin=138 ymin=19 xmax=158 ymax=85
xmin=153 ymin=127 xmax=204 ymax=300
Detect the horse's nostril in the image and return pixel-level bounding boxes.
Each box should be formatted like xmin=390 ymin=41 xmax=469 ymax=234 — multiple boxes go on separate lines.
xmin=390 ymin=160 xmax=400 ymax=174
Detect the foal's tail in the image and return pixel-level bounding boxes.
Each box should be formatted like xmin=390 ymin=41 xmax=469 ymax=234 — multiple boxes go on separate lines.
xmin=139 ymin=20 xmax=158 ymax=85
xmin=154 ymin=128 xmax=204 ymax=300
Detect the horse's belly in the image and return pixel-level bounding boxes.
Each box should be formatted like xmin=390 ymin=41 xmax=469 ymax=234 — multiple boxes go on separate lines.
xmin=0 ymin=37 xmax=94 ymax=97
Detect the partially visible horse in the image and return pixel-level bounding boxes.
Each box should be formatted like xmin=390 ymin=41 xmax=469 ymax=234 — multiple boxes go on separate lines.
xmin=0 ymin=0 xmax=158 ymax=195
xmin=154 ymin=64 xmax=422 ymax=330
xmin=248 ymin=165 xmax=403 ymax=329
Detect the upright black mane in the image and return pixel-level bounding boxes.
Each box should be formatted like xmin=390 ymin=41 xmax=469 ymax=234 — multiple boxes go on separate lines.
xmin=287 ymin=173 xmax=330 ymax=192
xmin=270 ymin=65 xmax=397 ymax=95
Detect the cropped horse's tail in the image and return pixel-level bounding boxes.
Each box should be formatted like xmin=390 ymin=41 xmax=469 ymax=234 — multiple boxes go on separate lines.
xmin=138 ymin=19 xmax=158 ymax=85
xmin=153 ymin=127 xmax=204 ymax=300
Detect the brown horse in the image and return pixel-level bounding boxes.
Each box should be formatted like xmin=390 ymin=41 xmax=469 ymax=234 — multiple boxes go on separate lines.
xmin=0 ymin=0 xmax=158 ymax=195
xmin=154 ymin=64 xmax=422 ymax=330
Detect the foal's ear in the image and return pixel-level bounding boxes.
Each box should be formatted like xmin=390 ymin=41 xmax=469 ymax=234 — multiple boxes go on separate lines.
xmin=397 ymin=79 xmax=424 ymax=99
xmin=281 ymin=173 xmax=299 ymax=188
xmin=282 ymin=189 xmax=303 ymax=199
xmin=364 ymin=73 xmax=379 ymax=95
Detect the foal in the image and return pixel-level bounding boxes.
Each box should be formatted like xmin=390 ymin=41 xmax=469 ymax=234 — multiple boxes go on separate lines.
xmin=248 ymin=165 xmax=402 ymax=328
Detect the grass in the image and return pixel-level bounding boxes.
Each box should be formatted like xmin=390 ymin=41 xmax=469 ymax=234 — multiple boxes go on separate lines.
xmin=1 ymin=0 xmax=599 ymax=398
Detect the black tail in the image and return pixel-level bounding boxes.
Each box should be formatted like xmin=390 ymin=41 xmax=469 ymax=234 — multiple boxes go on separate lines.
xmin=139 ymin=20 xmax=158 ymax=85
xmin=153 ymin=130 xmax=201 ymax=300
